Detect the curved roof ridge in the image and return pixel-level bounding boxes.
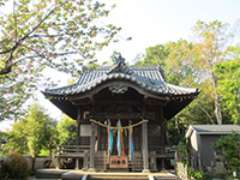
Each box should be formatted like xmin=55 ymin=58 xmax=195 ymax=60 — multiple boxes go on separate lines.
xmin=131 ymin=66 xmax=160 ymax=71
xmin=166 ymin=83 xmax=199 ymax=95
xmin=43 ymin=57 xmax=198 ymax=97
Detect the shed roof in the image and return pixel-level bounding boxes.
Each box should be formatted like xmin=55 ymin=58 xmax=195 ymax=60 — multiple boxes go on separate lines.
xmin=186 ymin=125 xmax=240 ymax=138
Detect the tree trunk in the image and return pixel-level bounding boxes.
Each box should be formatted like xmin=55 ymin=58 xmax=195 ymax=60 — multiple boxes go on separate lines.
xmin=31 ymin=156 xmax=36 ymax=172
xmin=214 ymin=93 xmax=222 ymax=124
xmin=211 ymin=72 xmax=223 ymax=124
xmin=48 ymin=148 xmax=53 ymax=168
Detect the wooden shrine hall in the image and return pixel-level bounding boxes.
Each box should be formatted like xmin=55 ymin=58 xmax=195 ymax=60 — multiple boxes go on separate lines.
xmin=43 ymin=54 xmax=199 ymax=172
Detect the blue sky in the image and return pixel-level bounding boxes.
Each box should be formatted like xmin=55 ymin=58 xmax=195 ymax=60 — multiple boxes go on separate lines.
xmin=1 ymin=0 xmax=240 ymax=131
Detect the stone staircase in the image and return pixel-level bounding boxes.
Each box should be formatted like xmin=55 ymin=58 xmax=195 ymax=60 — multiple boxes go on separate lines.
xmin=88 ymin=174 xmax=149 ymax=180
xmin=36 ymin=168 xmax=178 ymax=180
xmin=62 ymin=173 xmax=178 ymax=180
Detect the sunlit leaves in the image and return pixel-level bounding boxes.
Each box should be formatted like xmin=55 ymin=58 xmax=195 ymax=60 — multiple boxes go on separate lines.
xmin=215 ymin=133 xmax=240 ymax=172
xmin=215 ymin=60 xmax=240 ymax=124
xmin=56 ymin=115 xmax=77 ymax=145
xmin=0 ymin=0 xmax=120 ymax=120
xmin=1 ymin=103 xmax=57 ymax=157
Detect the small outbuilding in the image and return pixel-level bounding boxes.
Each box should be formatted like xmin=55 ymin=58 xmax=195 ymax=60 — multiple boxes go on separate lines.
xmin=185 ymin=124 xmax=240 ymax=171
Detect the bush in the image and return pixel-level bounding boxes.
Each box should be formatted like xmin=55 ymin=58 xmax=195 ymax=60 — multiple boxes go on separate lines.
xmin=214 ymin=133 xmax=240 ymax=173
xmin=0 ymin=152 xmax=29 ymax=179
xmin=176 ymin=140 xmax=188 ymax=165
xmin=188 ymin=167 xmax=204 ymax=180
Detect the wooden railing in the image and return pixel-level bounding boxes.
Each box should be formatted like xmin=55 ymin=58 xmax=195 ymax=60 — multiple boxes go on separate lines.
xmin=55 ymin=145 xmax=90 ymax=169
xmin=56 ymin=145 xmax=90 ymax=158
xmin=54 ymin=144 xmax=175 ymax=170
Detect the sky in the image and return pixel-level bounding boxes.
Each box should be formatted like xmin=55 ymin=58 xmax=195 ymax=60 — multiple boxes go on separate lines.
xmin=1 ymin=0 xmax=240 ymax=131
xmin=99 ymin=0 xmax=240 ymax=61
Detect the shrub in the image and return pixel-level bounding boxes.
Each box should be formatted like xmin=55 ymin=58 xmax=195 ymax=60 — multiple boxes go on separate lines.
xmin=188 ymin=167 xmax=204 ymax=180
xmin=214 ymin=133 xmax=240 ymax=173
xmin=176 ymin=140 xmax=188 ymax=165
xmin=0 ymin=152 xmax=29 ymax=179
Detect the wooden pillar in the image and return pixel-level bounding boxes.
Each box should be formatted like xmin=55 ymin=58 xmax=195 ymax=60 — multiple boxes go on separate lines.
xmin=160 ymin=122 xmax=166 ymax=170
xmin=142 ymin=120 xmax=150 ymax=172
xmin=56 ymin=157 xmax=60 ymax=169
xmin=75 ymin=158 xmax=80 ymax=170
xmin=76 ymin=109 xmax=82 ymax=145
xmin=83 ymin=150 xmax=89 ymax=170
xmin=75 ymin=109 xmax=82 ymax=170
xmin=159 ymin=109 xmax=166 ymax=170
xmin=89 ymin=122 xmax=96 ymax=171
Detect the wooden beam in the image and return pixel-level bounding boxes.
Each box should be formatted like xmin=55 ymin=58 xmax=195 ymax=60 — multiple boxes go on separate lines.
xmin=66 ymin=81 xmax=172 ymax=101
xmin=88 ymin=112 xmax=145 ymax=121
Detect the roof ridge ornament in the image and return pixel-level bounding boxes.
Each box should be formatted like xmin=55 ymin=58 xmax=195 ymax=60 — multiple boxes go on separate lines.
xmin=107 ymin=52 xmax=133 ymax=75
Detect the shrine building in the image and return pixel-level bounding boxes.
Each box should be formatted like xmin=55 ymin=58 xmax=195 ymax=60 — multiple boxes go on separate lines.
xmin=43 ymin=54 xmax=199 ymax=172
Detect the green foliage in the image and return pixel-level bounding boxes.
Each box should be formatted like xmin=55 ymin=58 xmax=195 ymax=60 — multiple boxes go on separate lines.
xmin=56 ymin=115 xmax=77 ymax=145
xmin=138 ymin=40 xmax=217 ymax=141
xmin=137 ymin=20 xmax=240 ymax=142
xmin=24 ymin=103 xmax=55 ymax=158
xmin=2 ymin=103 xmax=57 ymax=158
xmin=214 ymin=133 xmax=240 ymax=173
xmin=188 ymin=167 xmax=204 ymax=180
xmin=136 ymin=44 xmax=169 ymax=67
xmin=177 ymin=141 xmax=205 ymax=180
xmin=0 ymin=152 xmax=29 ymax=179
xmin=176 ymin=140 xmax=188 ymax=165
xmin=2 ymin=119 xmax=28 ymax=155
xmin=0 ymin=0 xmax=120 ymax=121
xmin=214 ymin=60 xmax=240 ymax=124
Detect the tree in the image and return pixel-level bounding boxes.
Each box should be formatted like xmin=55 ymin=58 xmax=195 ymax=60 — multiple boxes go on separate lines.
xmin=137 ymin=20 xmax=240 ymax=125
xmin=137 ymin=40 xmax=215 ymax=122
xmin=136 ymin=21 xmax=240 ymax=143
xmin=2 ymin=103 xmax=57 ymax=170
xmin=24 ymin=103 xmax=57 ymax=170
xmin=215 ymin=133 xmax=240 ymax=173
xmin=214 ymin=59 xmax=240 ymax=124
xmin=192 ymin=20 xmax=233 ymax=124
xmin=0 ymin=0 xmax=119 ymax=75
xmin=0 ymin=0 xmax=120 ymax=121
xmin=56 ymin=115 xmax=77 ymax=145
xmin=136 ymin=44 xmax=169 ymax=67
xmin=2 ymin=118 xmax=28 ymax=155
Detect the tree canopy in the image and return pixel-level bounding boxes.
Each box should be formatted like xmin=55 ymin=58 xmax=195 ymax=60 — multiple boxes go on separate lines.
xmin=56 ymin=115 xmax=77 ymax=146
xmin=214 ymin=59 xmax=240 ymax=124
xmin=137 ymin=20 xmax=240 ymax=142
xmin=1 ymin=103 xmax=57 ymax=157
xmin=0 ymin=0 xmax=120 ymax=121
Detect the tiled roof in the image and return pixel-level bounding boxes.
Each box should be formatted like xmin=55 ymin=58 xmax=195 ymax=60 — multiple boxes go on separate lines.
xmin=186 ymin=125 xmax=240 ymax=138
xmin=44 ymin=66 xmax=198 ymax=97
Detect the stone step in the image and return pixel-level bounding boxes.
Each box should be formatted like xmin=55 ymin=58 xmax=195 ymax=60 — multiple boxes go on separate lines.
xmin=153 ymin=175 xmax=178 ymax=180
xmin=35 ymin=168 xmax=67 ymax=179
xmin=88 ymin=174 xmax=148 ymax=180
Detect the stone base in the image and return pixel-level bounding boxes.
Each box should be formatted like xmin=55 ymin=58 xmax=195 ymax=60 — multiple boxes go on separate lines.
xmin=142 ymin=169 xmax=150 ymax=173
xmin=88 ymin=168 xmax=96 ymax=172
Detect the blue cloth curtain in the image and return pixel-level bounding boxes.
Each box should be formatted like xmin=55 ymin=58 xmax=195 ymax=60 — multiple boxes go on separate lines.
xmin=108 ymin=121 xmax=114 ymax=155
xmin=117 ymin=120 xmax=122 ymax=156
xmin=129 ymin=126 xmax=134 ymax=160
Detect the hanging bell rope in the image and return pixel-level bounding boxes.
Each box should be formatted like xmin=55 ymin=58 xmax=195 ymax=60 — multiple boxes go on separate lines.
xmin=90 ymin=119 xmax=148 ymax=130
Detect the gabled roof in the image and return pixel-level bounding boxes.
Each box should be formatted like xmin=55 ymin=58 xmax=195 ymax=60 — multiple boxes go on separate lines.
xmin=186 ymin=125 xmax=240 ymax=138
xmin=43 ymin=59 xmax=198 ymax=98
xmin=42 ymin=54 xmax=199 ymax=120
